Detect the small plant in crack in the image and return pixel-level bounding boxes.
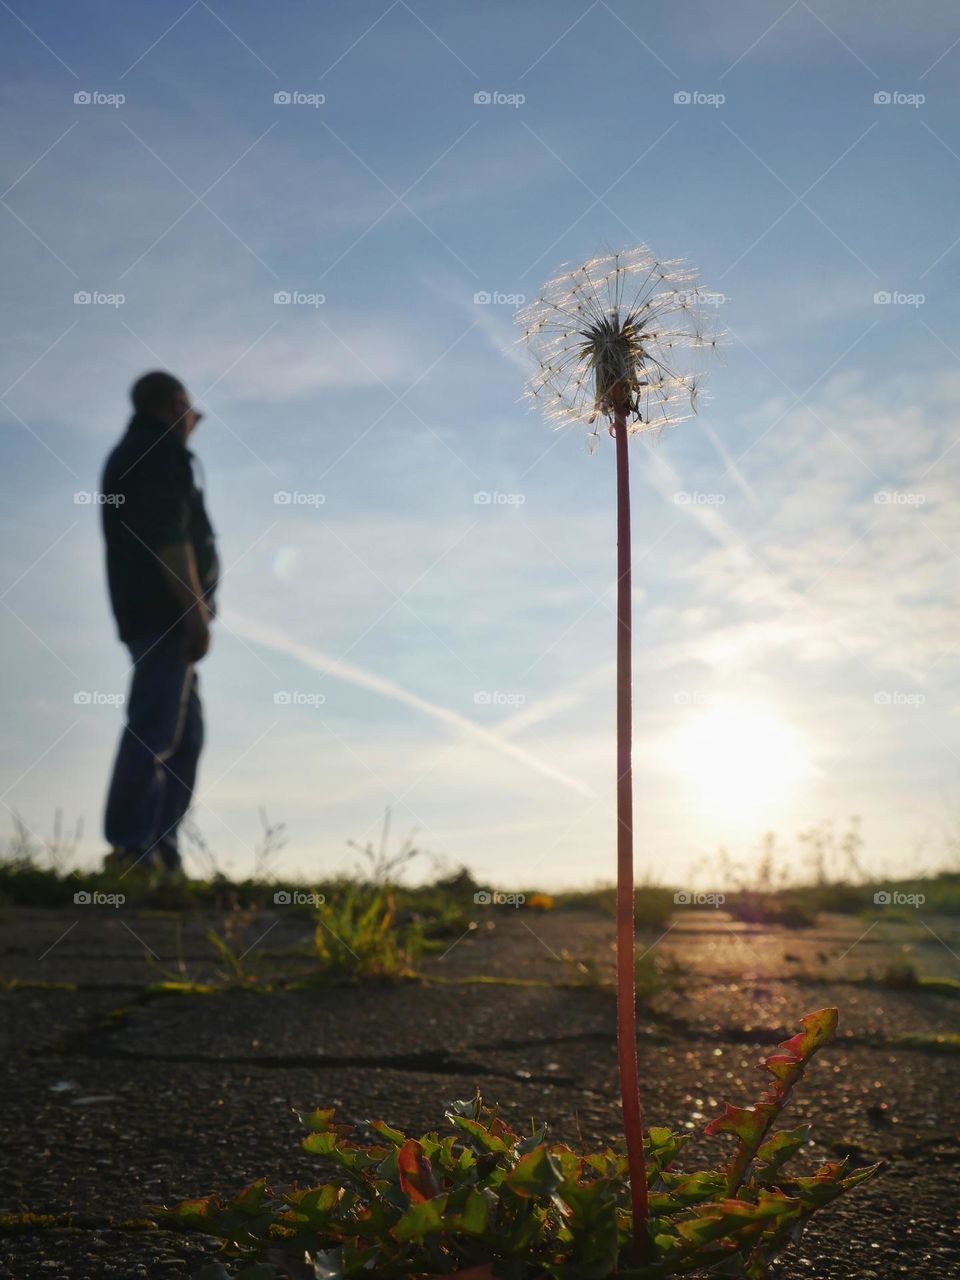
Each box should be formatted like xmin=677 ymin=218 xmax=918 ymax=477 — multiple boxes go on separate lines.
xmin=308 ymin=888 xmax=425 ymax=983
xmin=159 ymin=1008 xmax=880 ymax=1278
xmin=349 ymin=807 xmax=431 ymax=887
xmin=143 ymin=921 xmax=258 ymax=995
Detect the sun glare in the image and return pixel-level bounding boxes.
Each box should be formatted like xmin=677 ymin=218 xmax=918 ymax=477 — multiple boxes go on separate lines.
xmin=664 ymin=700 xmax=814 ymax=822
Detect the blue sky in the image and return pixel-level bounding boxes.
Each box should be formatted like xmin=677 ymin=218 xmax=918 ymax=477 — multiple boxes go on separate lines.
xmin=2 ymin=0 xmax=960 ymax=887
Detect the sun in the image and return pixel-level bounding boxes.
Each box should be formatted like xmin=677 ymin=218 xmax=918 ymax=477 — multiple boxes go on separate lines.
xmin=663 ymin=700 xmax=814 ymax=822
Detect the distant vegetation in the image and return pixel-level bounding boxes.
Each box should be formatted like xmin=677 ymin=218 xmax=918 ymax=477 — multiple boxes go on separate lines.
xmin=3 ymin=810 xmax=959 ymax=923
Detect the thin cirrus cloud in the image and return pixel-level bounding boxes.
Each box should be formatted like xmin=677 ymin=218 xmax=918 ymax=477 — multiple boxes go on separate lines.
xmin=2 ymin=1 xmax=959 ymax=884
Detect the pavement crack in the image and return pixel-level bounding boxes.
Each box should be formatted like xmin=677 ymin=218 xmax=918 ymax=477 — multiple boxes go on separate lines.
xmin=61 ymin=1044 xmax=578 ymax=1087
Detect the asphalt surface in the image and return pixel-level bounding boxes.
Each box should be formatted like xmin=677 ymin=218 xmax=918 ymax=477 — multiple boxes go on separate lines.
xmin=1 ymin=905 xmax=958 ymax=1278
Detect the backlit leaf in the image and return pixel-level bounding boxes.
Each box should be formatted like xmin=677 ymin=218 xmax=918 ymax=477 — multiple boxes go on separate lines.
xmin=502 ymin=1147 xmax=562 ymax=1199
xmin=398 ymin=1139 xmax=442 ymax=1204
xmin=391 ymin=1195 xmax=449 ymax=1242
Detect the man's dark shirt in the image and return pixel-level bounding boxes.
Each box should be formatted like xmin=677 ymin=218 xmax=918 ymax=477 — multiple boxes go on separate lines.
xmin=101 ymin=412 xmax=219 ymax=643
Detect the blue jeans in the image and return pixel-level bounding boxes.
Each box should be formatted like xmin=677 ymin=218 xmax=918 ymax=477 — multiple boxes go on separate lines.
xmin=104 ymin=630 xmax=203 ymax=870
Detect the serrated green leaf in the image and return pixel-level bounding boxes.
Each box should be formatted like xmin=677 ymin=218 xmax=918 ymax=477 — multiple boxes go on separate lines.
xmin=449 ymin=1186 xmax=490 ymax=1234
xmin=841 ymin=1161 xmax=884 ymax=1189
xmin=502 ymin=1147 xmax=562 ymax=1199
xmin=368 ymin=1119 xmax=405 ymax=1147
xmin=754 ymin=1125 xmax=809 ymax=1184
xmin=447 ymin=1114 xmax=511 ymax=1154
xmin=391 ymin=1194 xmax=449 ymax=1242
xmin=515 ymin=1125 xmax=548 ymax=1155
xmin=303 ymin=1108 xmax=338 ymax=1133
xmin=777 ymin=1007 xmax=838 ymax=1062
xmin=704 ymin=1103 xmax=774 ymax=1144
xmin=303 ymin=1131 xmax=338 ymax=1156
xmin=668 ymin=1169 xmax=727 ymax=1206
xmin=167 ymin=1197 xmax=216 ymax=1222
xmin=445 ymin=1093 xmax=482 ymax=1121
xmin=232 ymin=1181 xmax=268 ymax=1215
xmin=293 ymin=1185 xmax=341 ymax=1222
xmin=550 ymin=1146 xmax=582 ymax=1182
xmin=756 ymin=1125 xmax=808 ymax=1165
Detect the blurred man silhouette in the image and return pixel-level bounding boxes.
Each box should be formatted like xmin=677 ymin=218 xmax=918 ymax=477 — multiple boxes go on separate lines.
xmin=100 ymin=372 xmax=219 ymax=874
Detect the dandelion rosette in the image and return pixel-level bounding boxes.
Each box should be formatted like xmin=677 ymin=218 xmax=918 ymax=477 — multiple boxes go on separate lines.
xmin=516 ymin=246 xmax=722 ymax=440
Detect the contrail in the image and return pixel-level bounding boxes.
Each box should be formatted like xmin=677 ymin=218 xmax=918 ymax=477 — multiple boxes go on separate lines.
xmin=226 ymin=611 xmax=595 ymax=798
xmin=497 ymin=661 xmax=614 ymax=738
xmin=697 ymin=416 xmax=763 ymax=510
xmin=642 ymin=450 xmax=834 ymax=620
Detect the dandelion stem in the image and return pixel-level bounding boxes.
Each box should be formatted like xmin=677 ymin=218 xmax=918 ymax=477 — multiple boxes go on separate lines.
xmin=517 ymin=247 xmax=719 ymax=1266
xmin=613 ymin=399 xmax=651 ymax=1260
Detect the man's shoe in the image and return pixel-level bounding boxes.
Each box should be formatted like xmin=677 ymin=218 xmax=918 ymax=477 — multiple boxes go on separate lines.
xmin=102 ymin=847 xmax=155 ymax=874
xmin=153 ymin=837 xmax=185 ymax=879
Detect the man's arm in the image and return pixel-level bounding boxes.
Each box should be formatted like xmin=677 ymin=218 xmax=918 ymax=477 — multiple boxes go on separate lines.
xmin=157 ymin=542 xmax=210 ymax=661
xmin=135 ymin=448 xmax=211 ymax=662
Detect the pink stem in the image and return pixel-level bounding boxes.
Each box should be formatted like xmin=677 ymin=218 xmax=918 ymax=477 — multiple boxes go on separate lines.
xmin=613 ymin=405 xmax=650 ymax=1261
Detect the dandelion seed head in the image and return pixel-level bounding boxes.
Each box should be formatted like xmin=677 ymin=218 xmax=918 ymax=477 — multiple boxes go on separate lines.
xmin=515 ymin=245 xmax=724 ymax=437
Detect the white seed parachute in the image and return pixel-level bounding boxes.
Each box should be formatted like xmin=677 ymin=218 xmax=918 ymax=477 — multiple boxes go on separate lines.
xmin=516 ymin=245 xmax=722 ymax=444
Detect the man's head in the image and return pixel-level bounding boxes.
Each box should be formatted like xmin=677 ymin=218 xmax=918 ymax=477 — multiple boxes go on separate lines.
xmin=130 ymin=371 xmax=203 ymax=439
